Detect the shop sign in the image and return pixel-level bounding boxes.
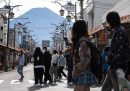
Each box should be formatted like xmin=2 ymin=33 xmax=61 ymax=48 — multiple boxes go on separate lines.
xmin=42 ymin=40 xmax=50 ymax=47
xmin=120 ymin=15 xmax=130 ymax=23
xmin=63 ymin=2 xmax=75 ymax=12
xmin=2 ymin=24 xmax=7 ymax=45
xmin=0 ymin=8 xmax=9 ymax=14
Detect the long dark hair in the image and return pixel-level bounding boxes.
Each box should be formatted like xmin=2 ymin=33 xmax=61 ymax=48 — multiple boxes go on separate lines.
xmin=71 ymin=20 xmax=89 ymax=50
xmin=33 ymin=47 xmax=43 ymax=57
xmin=19 ymin=50 xmax=23 ymax=56
xmin=106 ymin=11 xmax=121 ymax=28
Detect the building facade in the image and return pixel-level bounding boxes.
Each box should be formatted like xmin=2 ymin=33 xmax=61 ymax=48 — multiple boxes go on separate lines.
xmin=82 ymin=0 xmax=119 ymax=49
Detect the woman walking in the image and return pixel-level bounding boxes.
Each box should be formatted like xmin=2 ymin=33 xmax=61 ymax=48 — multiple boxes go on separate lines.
xmin=33 ymin=47 xmax=44 ymax=85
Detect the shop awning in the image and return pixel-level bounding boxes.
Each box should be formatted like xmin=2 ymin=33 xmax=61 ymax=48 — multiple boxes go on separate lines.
xmin=0 ymin=43 xmax=6 ymax=47
xmin=90 ymin=0 xmax=130 ymax=35
xmin=88 ymin=24 xmax=103 ymax=35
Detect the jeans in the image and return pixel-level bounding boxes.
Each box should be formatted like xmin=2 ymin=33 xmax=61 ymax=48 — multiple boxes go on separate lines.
xmin=58 ymin=66 xmax=67 ymax=79
xmin=102 ymin=68 xmax=119 ymax=91
xmin=17 ymin=65 xmax=24 ymax=80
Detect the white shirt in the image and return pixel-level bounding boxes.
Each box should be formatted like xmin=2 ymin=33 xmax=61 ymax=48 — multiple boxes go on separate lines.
xmin=51 ymin=54 xmax=59 ymax=66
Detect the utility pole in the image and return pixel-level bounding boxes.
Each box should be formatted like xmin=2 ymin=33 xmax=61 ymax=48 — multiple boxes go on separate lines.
xmin=5 ymin=5 xmax=22 ymax=71
xmin=78 ymin=0 xmax=84 ymax=19
xmin=5 ymin=5 xmax=10 ymax=71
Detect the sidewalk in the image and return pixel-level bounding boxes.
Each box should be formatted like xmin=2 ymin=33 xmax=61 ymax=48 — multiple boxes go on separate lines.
xmin=0 ymin=63 xmax=33 ymax=74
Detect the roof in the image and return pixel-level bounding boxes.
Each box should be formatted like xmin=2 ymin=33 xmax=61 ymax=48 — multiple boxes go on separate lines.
xmin=102 ymin=0 xmax=130 ymax=22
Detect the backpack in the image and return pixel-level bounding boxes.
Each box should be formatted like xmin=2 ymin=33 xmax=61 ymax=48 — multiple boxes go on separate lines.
xmin=86 ymin=41 xmax=102 ymax=80
xmin=74 ymin=40 xmax=102 ymax=80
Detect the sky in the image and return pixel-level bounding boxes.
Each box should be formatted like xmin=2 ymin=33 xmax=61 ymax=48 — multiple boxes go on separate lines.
xmin=0 ymin=0 xmax=78 ymax=47
xmin=0 ymin=0 xmax=78 ymax=18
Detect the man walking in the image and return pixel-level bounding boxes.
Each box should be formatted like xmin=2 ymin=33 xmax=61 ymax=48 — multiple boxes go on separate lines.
xmin=17 ymin=50 xmax=25 ymax=81
xmin=58 ymin=51 xmax=67 ymax=80
xmin=43 ymin=47 xmax=52 ymax=84
xmin=102 ymin=11 xmax=129 ymax=91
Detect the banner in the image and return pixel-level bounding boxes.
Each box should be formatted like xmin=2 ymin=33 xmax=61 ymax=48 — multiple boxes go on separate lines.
xmin=2 ymin=24 xmax=7 ymax=45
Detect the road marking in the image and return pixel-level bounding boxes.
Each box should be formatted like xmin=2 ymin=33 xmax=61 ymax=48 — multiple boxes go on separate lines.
xmin=0 ymin=80 xmax=4 ymax=84
xmin=28 ymin=80 xmax=35 ymax=85
xmin=10 ymin=80 xmax=20 ymax=84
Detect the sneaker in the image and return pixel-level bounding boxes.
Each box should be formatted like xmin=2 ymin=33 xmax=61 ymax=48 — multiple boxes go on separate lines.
xmin=19 ymin=78 xmax=23 ymax=82
xmin=34 ymin=83 xmax=38 ymax=86
xmin=40 ymin=83 xmax=44 ymax=87
xmin=68 ymin=82 xmax=73 ymax=85
xmin=49 ymin=81 xmax=52 ymax=84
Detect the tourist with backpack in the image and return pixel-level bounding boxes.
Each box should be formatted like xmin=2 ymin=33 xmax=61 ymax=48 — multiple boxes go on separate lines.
xmin=72 ymin=20 xmax=97 ymax=91
xmin=102 ymin=11 xmax=129 ymax=91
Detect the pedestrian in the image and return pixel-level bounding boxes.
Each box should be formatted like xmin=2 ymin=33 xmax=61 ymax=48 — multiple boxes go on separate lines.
xmin=72 ymin=20 xmax=96 ymax=91
xmin=101 ymin=47 xmax=109 ymax=81
xmin=43 ymin=47 xmax=52 ymax=84
xmin=33 ymin=47 xmax=44 ymax=85
xmin=66 ymin=47 xmax=73 ymax=85
xmin=57 ymin=51 xmax=67 ymax=80
xmin=17 ymin=50 xmax=25 ymax=81
xmin=102 ymin=11 xmax=129 ymax=91
xmin=49 ymin=50 xmax=59 ymax=84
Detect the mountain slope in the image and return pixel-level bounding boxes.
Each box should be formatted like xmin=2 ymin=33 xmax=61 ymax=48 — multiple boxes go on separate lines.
xmin=10 ymin=7 xmax=64 ymax=44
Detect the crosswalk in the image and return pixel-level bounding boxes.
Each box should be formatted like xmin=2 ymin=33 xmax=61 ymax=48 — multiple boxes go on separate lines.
xmin=0 ymin=79 xmax=35 ymax=85
xmin=0 ymin=80 xmax=4 ymax=84
xmin=0 ymin=80 xmax=102 ymax=91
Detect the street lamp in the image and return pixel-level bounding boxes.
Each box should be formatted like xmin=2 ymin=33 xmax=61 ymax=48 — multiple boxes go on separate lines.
xmin=66 ymin=15 xmax=71 ymax=22
xmin=78 ymin=0 xmax=84 ymax=19
xmin=59 ymin=8 xmax=64 ymax=16
xmin=52 ymin=1 xmax=77 ymax=21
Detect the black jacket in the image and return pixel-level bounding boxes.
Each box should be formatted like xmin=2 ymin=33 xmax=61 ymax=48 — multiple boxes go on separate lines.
xmin=33 ymin=52 xmax=44 ymax=66
xmin=44 ymin=51 xmax=52 ymax=67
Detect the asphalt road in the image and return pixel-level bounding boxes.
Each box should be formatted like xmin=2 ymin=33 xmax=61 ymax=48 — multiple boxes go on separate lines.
xmin=0 ymin=64 xmax=101 ymax=91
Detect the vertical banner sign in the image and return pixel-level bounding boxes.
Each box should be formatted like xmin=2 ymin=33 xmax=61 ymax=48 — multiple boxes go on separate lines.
xmin=3 ymin=24 xmax=7 ymax=45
